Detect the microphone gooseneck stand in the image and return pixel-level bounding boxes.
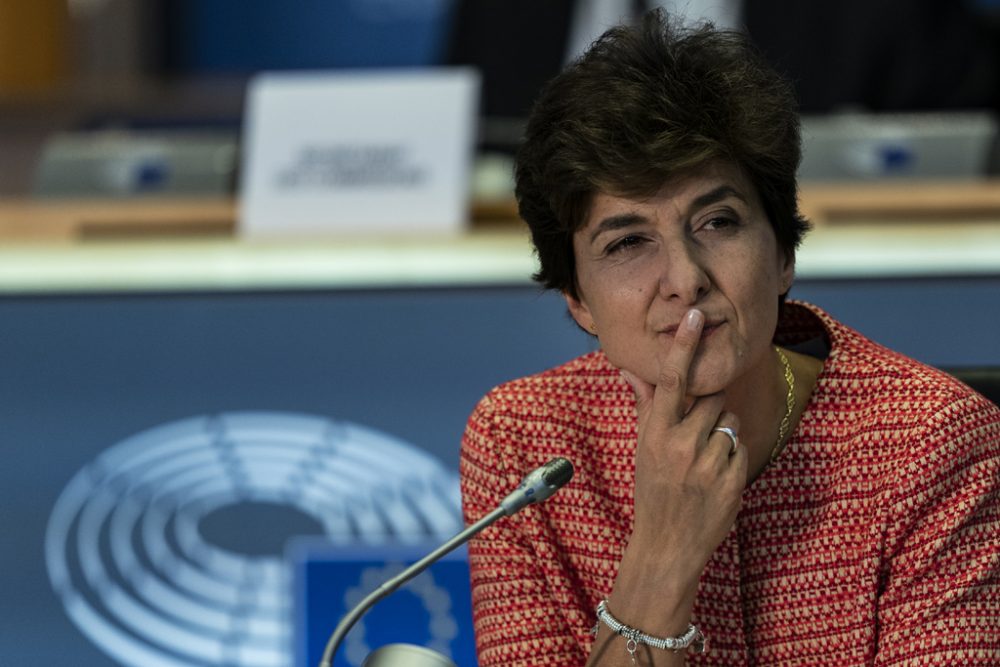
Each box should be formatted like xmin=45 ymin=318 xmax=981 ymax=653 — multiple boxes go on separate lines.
xmin=318 ymin=506 xmax=505 ymax=667
xmin=318 ymin=457 xmax=574 ymax=667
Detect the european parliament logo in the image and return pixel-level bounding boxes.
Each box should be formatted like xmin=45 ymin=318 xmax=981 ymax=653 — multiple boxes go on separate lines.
xmin=292 ymin=542 xmax=475 ymax=667
xmin=44 ymin=412 xmax=470 ymax=667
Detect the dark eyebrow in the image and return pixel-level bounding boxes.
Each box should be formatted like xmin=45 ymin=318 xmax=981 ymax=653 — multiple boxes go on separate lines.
xmin=691 ymin=184 xmax=749 ymax=210
xmin=588 ymin=212 xmax=647 ymax=245
xmin=587 ymin=184 xmax=749 ymax=245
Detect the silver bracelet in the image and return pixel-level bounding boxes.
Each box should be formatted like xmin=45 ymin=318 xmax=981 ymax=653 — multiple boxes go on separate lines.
xmin=594 ymin=599 xmax=705 ymax=662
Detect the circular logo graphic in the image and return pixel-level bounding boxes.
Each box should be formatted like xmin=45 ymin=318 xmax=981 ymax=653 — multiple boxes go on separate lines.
xmin=45 ymin=412 xmax=462 ymax=667
xmin=342 ymin=564 xmax=459 ymax=666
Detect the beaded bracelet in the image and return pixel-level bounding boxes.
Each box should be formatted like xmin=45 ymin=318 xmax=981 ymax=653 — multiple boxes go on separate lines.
xmin=593 ymin=599 xmax=705 ymax=664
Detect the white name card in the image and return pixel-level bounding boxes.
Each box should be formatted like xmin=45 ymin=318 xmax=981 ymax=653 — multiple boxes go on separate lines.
xmin=239 ymin=68 xmax=480 ymax=237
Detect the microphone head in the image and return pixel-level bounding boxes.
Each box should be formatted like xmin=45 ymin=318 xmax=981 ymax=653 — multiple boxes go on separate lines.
xmin=498 ymin=457 xmax=575 ymax=516
xmin=541 ymin=457 xmax=574 ymax=489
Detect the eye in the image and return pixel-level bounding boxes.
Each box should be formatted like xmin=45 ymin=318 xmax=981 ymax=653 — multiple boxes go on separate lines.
xmin=700 ymin=215 xmax=740 ymax=232
xmin=605 ymin=234 xmax=647 ymax=254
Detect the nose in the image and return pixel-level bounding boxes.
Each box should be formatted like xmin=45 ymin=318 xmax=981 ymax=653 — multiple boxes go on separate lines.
xmin=657 ymin=240 xmax=711 ymax=304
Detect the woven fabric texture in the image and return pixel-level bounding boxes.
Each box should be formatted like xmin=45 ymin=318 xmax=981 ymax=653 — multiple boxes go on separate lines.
xmin=460 ymin=302 xmax=1000 ymax=666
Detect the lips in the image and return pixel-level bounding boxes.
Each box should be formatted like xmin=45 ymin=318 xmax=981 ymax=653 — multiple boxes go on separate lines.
xmin=658 ymin=319 xmax=724 ymax=337
xmin=700 ymin=322 xmax=722 ymax=338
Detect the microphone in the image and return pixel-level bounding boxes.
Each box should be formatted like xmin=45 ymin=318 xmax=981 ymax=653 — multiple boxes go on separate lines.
xmin=499 ymin=455 xmax=575 ymax=515
xmin=318 ymin=457 xmax=574 ymax=667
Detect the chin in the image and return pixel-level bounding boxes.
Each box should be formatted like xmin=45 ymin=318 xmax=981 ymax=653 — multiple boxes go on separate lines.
xmin=686 ymin=357 xmax=739 ymax=397
xmin=685 ymin=378 xmax=729 ymax=398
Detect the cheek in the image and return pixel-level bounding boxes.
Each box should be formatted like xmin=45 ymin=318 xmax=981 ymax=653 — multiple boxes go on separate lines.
xmin=581 ymin=264 xmax=651 ymax=317
xmin=742 ymin=277 xmax=782 ymax=347
xmin=742 ymin=237 xmax=784 ymax=299
xmin=723 ymin=243 xmax=783 ymax=338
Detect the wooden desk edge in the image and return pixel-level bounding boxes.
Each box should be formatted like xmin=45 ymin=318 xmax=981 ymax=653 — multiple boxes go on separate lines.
xmin=3 ymin=179 xmax=1000 ymax=241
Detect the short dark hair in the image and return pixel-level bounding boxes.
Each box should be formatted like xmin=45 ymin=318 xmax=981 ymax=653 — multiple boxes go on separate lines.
xmin=515 ymin=10 xmax=811 ymax=299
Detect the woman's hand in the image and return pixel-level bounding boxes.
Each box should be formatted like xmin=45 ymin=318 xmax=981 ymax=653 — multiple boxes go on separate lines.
xmin=613 ymin=308 xmax=748 ymax=631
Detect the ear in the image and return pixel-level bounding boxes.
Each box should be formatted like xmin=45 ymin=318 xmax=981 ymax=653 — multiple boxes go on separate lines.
xmin=564 ymin=289 xmax=596 ymax=334
xmin=778 ymin=248 xmax=796 ymax=295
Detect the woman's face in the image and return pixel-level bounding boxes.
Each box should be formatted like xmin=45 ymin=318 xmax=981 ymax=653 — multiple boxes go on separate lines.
xmin=565 ymin=161 xmax=794 ymax=397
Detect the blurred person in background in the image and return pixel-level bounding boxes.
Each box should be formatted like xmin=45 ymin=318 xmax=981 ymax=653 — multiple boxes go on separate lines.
xmin=448 ymin=0 xmax=1000 ymax=127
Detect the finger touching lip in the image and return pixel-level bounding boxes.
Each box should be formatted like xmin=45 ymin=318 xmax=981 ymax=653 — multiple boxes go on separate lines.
xmin=658 ymin=320 xmax=723 ymax=338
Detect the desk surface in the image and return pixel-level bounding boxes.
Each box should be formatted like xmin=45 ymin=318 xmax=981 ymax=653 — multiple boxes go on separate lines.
xmin=1 ymin=182 xmax=999 ymax=294
xmin=0 ymin=222 xmax=998 ymax=294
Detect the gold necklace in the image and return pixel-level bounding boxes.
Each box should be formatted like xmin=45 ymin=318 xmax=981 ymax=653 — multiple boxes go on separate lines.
xmin=769 ymin=346 xmax=796 ymax=463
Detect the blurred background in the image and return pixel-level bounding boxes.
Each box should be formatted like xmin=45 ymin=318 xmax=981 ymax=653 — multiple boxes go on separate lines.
xmin=3 ymin=0 xmax=1000 ymax=198
xmin=2 ymin=2 xmax=999 ymax=666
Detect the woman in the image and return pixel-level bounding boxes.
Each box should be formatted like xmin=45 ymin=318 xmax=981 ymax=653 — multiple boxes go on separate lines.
xmin=460 ymin=10 xmax=1000 ymax=667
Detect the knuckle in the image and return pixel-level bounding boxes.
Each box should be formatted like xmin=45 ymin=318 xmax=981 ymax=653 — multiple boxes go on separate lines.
xmin=658 ymin=368 xmax=684 ymax=392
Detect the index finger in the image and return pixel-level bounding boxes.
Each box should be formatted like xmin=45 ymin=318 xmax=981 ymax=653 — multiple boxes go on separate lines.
xmin=653 ymin=308 xmax=704 ymax=423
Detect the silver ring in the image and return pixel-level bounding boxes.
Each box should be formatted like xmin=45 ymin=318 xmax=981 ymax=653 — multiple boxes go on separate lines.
xmin=711 ymin=426 xmax=739 ymax=456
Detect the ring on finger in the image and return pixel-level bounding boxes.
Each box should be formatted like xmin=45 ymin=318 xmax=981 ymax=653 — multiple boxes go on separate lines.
xmin=711 ymin=426 xmax=739 ymax=456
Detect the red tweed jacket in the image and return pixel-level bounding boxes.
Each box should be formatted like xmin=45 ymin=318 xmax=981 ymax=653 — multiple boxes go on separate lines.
xmin=460 ymin=302 xmax=1000 ymax=666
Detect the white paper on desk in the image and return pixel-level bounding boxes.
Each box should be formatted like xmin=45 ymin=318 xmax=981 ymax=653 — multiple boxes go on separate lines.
xmin=239 ymin=68 xmax=480 ymax=237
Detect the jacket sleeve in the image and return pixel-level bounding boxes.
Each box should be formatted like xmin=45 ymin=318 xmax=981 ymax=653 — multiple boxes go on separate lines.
xmin=875 ymin=392 xmax=1000 ymax=665
xmin=459 ymin=392 xmax=588 ymax=667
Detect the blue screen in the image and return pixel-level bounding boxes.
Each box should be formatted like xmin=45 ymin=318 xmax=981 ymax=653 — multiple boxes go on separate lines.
xmin=163 ymin=0 xmax=456 ymax=73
